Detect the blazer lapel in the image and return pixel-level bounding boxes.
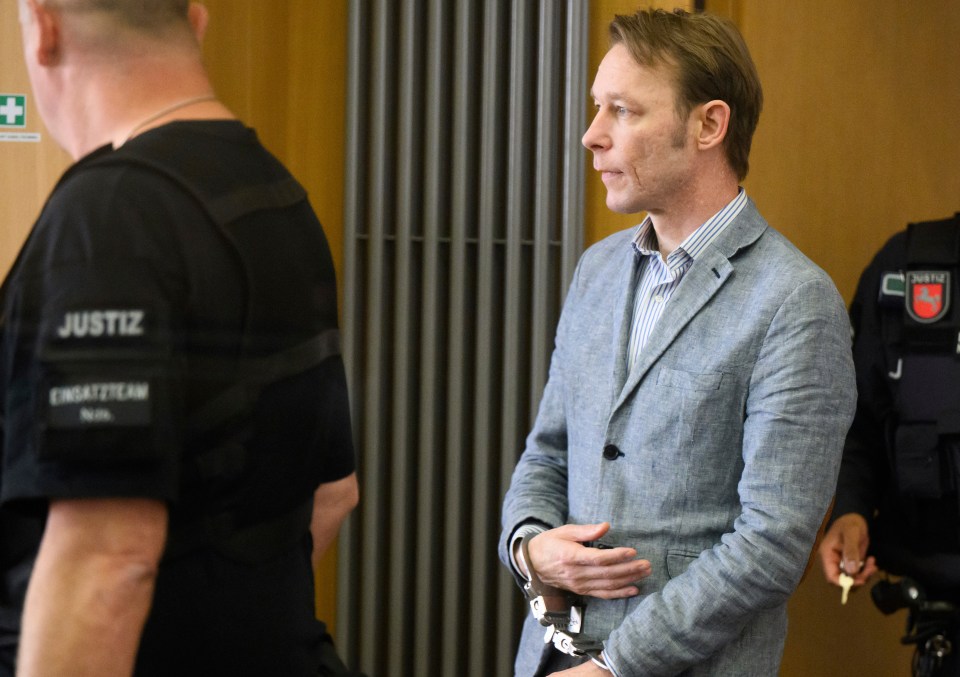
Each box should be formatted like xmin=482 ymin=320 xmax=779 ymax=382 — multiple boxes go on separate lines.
xmin=611 ymin=202 xmax=767 ymax=411
xmin=608 ymin=244 xmax=641 ymax=398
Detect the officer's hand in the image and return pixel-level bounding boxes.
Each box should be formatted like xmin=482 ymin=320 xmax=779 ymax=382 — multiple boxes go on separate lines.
xmin=527 ymin=522 xmax=650 ymax=599
xmin=818 ymin=513 xmax=877 ymax=587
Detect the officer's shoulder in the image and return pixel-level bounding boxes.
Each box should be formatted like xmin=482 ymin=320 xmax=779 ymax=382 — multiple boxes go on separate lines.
xmin=55 ymin=154 xmax=198 ymax=216
xmin=867 ymin=229 xmax=909 ymax=273
xmin=58 ymin=153 xmax=160 ymax=190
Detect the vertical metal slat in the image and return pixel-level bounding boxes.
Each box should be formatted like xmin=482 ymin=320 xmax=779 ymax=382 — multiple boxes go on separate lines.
xmin=469 ymin=1 xmax=509 ymax=675
xmin=413 ymin=1 xmax=451 ymax=674
xmin=563 ymin=0 xmax=588 ymax=293
xmin=442 ymin=0 xmax=479 ymax=674
xmin=358 ymin=1 xmax=394 ymax=673
xmin=531 ymin=2 xmax=562 ymax=413
xmin=496 ymin=0 xmax=537 ymax=672
xmin=387 ymin=1 xmax=425 ymax=673
xmin=337 ymin=0 xmax=367 ymax=666
xmin=341 ymin=3 xmax=589 ymax=675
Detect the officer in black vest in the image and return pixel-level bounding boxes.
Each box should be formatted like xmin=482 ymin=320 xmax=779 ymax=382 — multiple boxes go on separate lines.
xmin=2 ymin=1 xmax=360 ymax=675
xmin=820 ymin=214 xmax=960 ymax=676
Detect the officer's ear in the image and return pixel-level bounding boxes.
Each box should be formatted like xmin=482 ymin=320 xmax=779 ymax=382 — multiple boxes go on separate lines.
xmin=22 ymin=0 xmax=62 ymax=67
xmin=187 ymin=2 xmax=209 ymax=45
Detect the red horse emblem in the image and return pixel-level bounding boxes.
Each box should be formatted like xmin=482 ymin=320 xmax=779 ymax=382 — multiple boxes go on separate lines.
xmin=906 ymin=271 xmax=950 ymax=323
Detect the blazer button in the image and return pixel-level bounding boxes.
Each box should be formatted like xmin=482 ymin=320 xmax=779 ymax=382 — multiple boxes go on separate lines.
xmin=602 ymin=444 xmax=622 ymax=460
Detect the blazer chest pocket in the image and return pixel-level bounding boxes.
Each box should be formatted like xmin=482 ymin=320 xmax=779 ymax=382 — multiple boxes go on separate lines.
xmin=657 ymin=366 xmax=722 ymax=391
xmin=666 ymin=550 xmax=698 ymax=579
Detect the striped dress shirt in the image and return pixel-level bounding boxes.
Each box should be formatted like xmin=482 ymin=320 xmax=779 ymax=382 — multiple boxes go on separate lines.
xmin=626 ymin=189 xmax=747 ymax=373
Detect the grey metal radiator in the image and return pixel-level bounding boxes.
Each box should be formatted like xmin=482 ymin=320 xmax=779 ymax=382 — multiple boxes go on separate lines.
xmin=339 ymin=1 xmax=588 ymax=675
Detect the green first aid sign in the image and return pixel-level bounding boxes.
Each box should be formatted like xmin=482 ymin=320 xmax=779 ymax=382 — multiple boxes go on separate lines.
xmin=0 ymin=95 xmax=27 ymax=128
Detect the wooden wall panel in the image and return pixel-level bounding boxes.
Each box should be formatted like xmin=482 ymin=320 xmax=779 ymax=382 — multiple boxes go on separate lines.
xmin=283 ymin=0 xmax=349 ymax=287
xmin=201 ymin=0 xmax=347 ymax=284
xmin=201 ymin=3 xmax=290 ymax=161
xmin=0 ymin=3 xmax=71 ymax=279
xmin=733 ymin=0 xmax=960 ymax=303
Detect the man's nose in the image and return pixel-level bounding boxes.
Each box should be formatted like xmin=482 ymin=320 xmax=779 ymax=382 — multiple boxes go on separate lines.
xmin=581 ymin=113 xmax=608 ymax=152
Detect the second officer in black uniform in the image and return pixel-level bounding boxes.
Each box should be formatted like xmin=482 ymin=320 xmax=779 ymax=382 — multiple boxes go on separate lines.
xmin=820 ymin=213 xmax=960 ymax=677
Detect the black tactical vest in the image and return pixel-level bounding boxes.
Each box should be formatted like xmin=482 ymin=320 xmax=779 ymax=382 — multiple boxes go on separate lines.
xmin=80 ymin=139 xmax=342 ymax=564
xmin=869 ymin=215 xmax=960 ymax=592
xmin=883 ymin=214 xmax=960 ymax=503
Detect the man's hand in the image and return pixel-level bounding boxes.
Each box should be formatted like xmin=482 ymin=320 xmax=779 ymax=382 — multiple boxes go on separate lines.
xmin=527 ymin=522 xmax=650 ymax=599
xmin=818 ymin=512 xmax=877 ymax=587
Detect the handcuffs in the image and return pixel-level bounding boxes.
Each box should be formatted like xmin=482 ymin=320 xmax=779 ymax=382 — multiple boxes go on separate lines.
xmin=518 ymin=534 xmax=610 ymax=671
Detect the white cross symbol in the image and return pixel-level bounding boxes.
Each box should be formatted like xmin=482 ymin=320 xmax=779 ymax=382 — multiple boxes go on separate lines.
xmin=0 ymin=97 xmax=25 ymax=125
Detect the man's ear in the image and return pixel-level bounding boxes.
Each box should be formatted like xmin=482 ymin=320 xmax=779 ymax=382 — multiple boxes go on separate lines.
xmin=23 ymin=0 xmax=61 ymax=67
xmin=695 ymin=99 xmax=731 ymax=151
xmin=187 ymin=2 xmax=210 ymax=44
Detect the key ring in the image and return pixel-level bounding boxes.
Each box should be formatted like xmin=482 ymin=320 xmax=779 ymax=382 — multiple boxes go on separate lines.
xmin=839 ymin=559 xmax=865 ymax=574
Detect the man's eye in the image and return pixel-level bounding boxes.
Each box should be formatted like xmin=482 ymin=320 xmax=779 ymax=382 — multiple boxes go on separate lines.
xmin=617 ymin=106 xmax=629 ymax=116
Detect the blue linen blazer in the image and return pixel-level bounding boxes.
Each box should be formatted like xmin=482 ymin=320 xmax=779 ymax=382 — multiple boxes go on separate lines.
xmin=499 ymin=199 xmax=857 ymax=676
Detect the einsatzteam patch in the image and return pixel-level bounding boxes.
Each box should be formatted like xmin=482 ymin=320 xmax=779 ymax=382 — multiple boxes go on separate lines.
xmin=46 ymin=380 xmax=152 ymax=428
xmin=906 ymin=271 xmax=951 ymax=324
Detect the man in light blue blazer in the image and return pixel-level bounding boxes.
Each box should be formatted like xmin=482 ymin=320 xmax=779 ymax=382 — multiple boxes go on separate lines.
xmin=499 ymin=8 xmax=857 ymax=677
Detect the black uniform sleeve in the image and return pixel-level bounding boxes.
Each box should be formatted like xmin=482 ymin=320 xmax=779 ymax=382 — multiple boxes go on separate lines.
xmin=832 ymin=233 xmax=906 ymax=524
xmin=1 ymin=164 xmax=193 ymax=509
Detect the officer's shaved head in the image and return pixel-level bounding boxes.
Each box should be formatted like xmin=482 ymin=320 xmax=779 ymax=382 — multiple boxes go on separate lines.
xmin=38 ymin=0 xmax=189 ymax=29
xmin=24 ymin=0 xmax=199 ymax=54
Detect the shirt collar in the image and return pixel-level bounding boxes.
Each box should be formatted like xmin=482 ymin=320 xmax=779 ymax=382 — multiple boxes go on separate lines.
xmin=631 ymin=188 xmax=747 ymax=262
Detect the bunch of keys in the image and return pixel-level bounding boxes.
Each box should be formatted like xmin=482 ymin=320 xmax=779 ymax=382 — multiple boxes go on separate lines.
xmin=838 ymin=560 xmax=863 ymax=605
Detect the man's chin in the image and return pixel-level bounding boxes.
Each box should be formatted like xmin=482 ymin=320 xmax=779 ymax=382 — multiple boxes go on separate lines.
xmin=605 ymin=196 xmax=642 ymax=215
